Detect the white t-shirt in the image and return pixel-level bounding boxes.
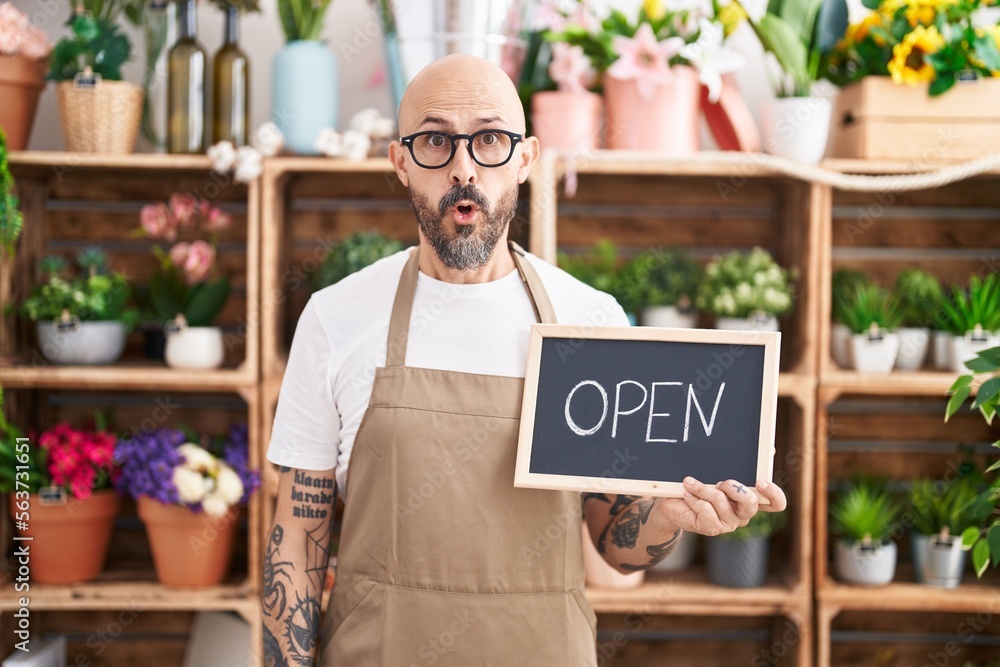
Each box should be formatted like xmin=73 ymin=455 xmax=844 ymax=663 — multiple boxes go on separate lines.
xmin=265 ymin=247 xmax=629 ymax=496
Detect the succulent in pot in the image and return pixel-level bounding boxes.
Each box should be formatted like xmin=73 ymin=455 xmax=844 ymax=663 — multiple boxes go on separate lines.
xmin=837 ymin=283 xmax=902 ymax=374
xmin=706 ymin=509 xmax=787 ymax=588
xmin=830 ymin=477 xmax=900 ymax=586
xmin=940 ymin=275 xmax=1000 ymax=373
xmin=891 ymin=269 xmax=942 ymax=371
xmin=630 ymin=247 xmax=704 ymax=328
xmin=696 ymin=247 xmax=795 ymax=331
xmin=830 ymin=268 xmax=874 ymax=369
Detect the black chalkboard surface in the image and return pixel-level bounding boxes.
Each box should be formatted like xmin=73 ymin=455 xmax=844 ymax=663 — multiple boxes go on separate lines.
xmin=514 ymin=325 xmax=780 ymax=501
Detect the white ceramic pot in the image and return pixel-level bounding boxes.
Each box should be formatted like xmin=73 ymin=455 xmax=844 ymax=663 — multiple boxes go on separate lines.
xmin=716 ymin=314 xmax=780 ymax=332
xmin=164 ymin=322 xmax=225 ymax=370
xmin=649 ymin=530 xmax=698 ymax=572
xmin=894 ymin=327 xmax=930 ymax=371
xmin=641 ymin=306 xmax=697 ymax=329
xmin=831 ymin=323 xmax=852 ymax=369
xmin=849 ymin=333 xmax=899 ymax=374
xmin=931 ymin=330 xmax=952 ymax=370
xmin=834 ymin=539 xmax=896 ymax=586
xmin=949 ymin=330 xmax=997 ymax=373
xmin=581 ymin=524 xmax=645 ymax=590
xmin=761 ymin=96 xmax=832 ymax=164
xmin=911 ymin=532 xmax=966 ymax=589
xmin=35 ymin=320 xmax=126 ymax=365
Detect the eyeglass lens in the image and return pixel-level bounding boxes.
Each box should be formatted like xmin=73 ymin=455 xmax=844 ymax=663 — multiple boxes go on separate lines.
xmin=412 ymin=132 xmax=514 ymax=168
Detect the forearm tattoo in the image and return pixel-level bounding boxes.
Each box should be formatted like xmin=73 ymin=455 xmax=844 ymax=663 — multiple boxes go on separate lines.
xmin=586 ymin=494 xmax=681 ymax=571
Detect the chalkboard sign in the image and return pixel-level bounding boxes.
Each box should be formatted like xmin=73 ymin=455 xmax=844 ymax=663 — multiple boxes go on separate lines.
xmin=515 ymin=325 xmax=780 ymax=502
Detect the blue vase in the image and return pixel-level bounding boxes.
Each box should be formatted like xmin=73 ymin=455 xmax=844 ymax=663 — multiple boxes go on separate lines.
xmin=272 ymin=40 xmax=337 ymax=155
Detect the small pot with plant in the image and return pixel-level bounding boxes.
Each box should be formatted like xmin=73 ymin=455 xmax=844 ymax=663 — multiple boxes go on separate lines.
xmin=559 ymin=239 xmax=640 ymax=325
xmin=830 ymin=477 xmax=900 ymax=585
xmin=706 ymin=510 xmax=786 ymax=588
xmin=838 ymin=283 xmax=902 ymax=373
xmin=48 ymin=1 xmax=143 ymax=153
xmin=21 ymin=250 xmax=138 ymax=365
xmin=696 ymin=247 xmax=795 ymax=331
xmin=892 ymin=269 xmax=943 ymax=371
xmin=830 ymin=268 xmax=873 ymax=368
xmin=0 ymin=2 xmax=53 ymax=150
xmin=940 ymin=275 xmax=1000 ymax=374
xmin=631 ymin=247 xmax=703 ymax=328
xmin=310 ymin=230 xmax=405 ymax=293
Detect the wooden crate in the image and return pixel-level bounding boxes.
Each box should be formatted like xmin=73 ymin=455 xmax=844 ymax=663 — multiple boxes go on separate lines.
xmin=829 ymin=77 xmax=1000 ymax=161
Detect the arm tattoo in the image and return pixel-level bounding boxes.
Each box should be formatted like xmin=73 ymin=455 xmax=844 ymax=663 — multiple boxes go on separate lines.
xmin=285 ymin=593 xmax=322 ymax=666
xmin=263 ymin=624 xmax=291 ymax=667
xmin=610 ymin=500 xmax=654 ymax=550
xmin=263 ymin=525 xmax=293 ymax=620
xmin=619 ymin=529 xmax=683 ymax=571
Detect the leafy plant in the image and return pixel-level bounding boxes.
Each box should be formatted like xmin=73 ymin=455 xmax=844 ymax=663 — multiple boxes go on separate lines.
xmin=831 ymin=268 xmax=873 ymax=324
xmin=836 ymin=283 xmax=902 ymax=334
xmin=0 ymin=387 xmax=38 ymax=495
xmin=695 ymin=247 xmax=796 ymax=319
xmin=277 ymin=0 xmax=333 ymax=42
xmin=0 ymin=128 xmax=22 ymax=258
xmin=47 ymin=10 xmax=132 ymax=82
xmin=940 ymin=275 xmax=1000 ymax=336
xmin=208 ymin=0 xmax=261 ymax=11
xmin=893 ymin=269 xmax=943 ymax=329
xmin=21 ymin=249 xmax=138 ymax=326
xmin=310 ymin=231 xmax=404 ymax=293
xmin=148 ymin=253 xmax=231 ymax=327
xmin=630 ymin=248 xmax=704 ymax=311
xmin=719 ymin=508 xmax=788 ymax=542
xmin=830 ymin=477 xmax=900 ymax=544
xmin=558 ymin=240 xmax=639 ymax=315
xmin=908 ymin=468 xmax=993 ymax=537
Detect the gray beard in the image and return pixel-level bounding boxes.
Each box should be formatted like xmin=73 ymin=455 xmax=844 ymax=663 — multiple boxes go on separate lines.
xmin=411 ymin=184 xmax=518 ymax=271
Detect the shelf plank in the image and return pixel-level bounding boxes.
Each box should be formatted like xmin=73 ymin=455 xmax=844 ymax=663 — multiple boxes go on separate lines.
xmin=818 ymin=578 xmax=1000 ymax=613
xmin=264 ymin=156 xmax=394 ymax=175
xmin=8 ymin=151 xmax=215 ymax=172
xmin=822 ymin=158 xmax=1000 ymax=176
xmin=820 ymin=370 xmax=977 ymax=397
xmin=0 ymin=363 xmax=255 ymax=392
xmin=547 ymin=150 xmax=790 ymax=178
xmin=0 ymin=579 xmax=255 ymax=612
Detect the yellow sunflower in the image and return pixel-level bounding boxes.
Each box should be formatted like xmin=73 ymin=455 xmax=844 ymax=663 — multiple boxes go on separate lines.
xmin=888 ymin=25 xmax=945 ymax=85
xmin=846 ymin=12 xmax=886 ymax=45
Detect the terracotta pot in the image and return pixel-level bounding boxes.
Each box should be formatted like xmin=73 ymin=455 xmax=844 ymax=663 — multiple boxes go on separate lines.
xmin=0 ymin=55 xmax=47 ymax=150
xmin=603 ymin=66 xmax=700 ymax=154
xmin=531 ymin=90 xmax=603 ymax=152
xmin=9 ymin=490 xmax=119 ymax=584
xmin=137 ymin=496 xmax=238 ymax=587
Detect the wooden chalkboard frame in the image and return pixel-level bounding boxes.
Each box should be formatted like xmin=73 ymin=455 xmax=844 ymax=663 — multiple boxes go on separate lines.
xmin=515 ymin=324 xmax=781 ymax=502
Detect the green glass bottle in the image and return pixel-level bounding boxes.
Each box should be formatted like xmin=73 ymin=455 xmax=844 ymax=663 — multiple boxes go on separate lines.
xmin=212 ymin=6 xmax=249 ymax=146
xmin=167 ymin=0 xmax=206 ymax=154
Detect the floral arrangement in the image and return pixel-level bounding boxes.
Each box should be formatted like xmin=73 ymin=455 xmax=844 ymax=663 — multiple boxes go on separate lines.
xmin=696 ymin=247 xmax=796 ymax=319
xmin=0 ymin=2 xmax=52 ymax=60
xmin=136 ymin=193 xmax=231 ymax=327
xmin=315 ymin=108 xmax=396 ymax=160
xmin=114 ymin=424 xmax=259 ymax=517
xmin=209 ymin=121 xmax=285 ymax=183
xmin=21 ymin=249 xmax=138 ymax=326
xmin=825 ymin=0 xmax=1000 ymax=95
xmin=530 ymin=0 xmax=746 ymax=102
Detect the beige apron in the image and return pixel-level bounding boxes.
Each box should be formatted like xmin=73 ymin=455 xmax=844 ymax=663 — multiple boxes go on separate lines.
xmin=320 ymin=242 xmax=597 ymax=666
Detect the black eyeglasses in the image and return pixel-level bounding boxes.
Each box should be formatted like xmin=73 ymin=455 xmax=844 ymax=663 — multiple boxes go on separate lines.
xmin=399 ymin=129 xmax=524 ymax=169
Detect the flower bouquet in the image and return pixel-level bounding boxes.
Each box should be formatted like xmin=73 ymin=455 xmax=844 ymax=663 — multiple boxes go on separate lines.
xmin=0 ymin=2 xmax=52 ymax=150
xmin=115 ymin=424 xmax=259 ymax=587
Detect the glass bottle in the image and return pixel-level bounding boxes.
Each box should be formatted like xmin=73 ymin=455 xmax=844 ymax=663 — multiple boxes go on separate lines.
xmin=212 ymin=6 xmax=249 ymax=146
xmin=167 ymin=0 xmax=206 ymax=154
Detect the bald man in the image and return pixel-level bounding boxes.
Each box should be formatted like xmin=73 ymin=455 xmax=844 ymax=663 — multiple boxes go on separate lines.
xmin=262 ymin=55 xmax=786 ymax=666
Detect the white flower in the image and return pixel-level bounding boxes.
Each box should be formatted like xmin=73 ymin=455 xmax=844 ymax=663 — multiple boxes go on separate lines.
xmin=350 ymin=108 xmax=395 ymax=140
xmin=342 ymin=130 xmax=372 ymax=161
xmin=202 ymin=494 xmax=230 ymax=518
xmin=173 ymin=467 xmax=210 ymax=504
xmin=215 ymin=465 xmax=244 ymax=505
xmin=233 ymin=146 xmax=263 ymax=182
xmin=178 ymin=443 xmax=216 ymax=473
xmin=315 ymin=128 xmax=344 ymax=157
xmin=208 ymin=141 xmax=236 ymax=173
xmin=680 ymin=18 xmax=744 ymax=103
xmin=251 ymin=121 xmax=284 ymax=157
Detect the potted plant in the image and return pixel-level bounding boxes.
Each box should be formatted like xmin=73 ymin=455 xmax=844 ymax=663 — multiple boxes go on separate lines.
xmin=830 ymin=268 xmax=873 ymax=368
xmin=0 ymin=2 xmax=52 ymax=150
xmin=47 ymin=2 xmax=143 ymax=153
xmin=736 ymin=0 xmax=848 ymax=163
xmin=273 ymin=0 xmax=335 ymax=154
xmin=21 ymin=250 xmax=138 ymax=365
xmin=940 ymin=275 xmax=1000 ymax=374
xmin=630 ymin=247 xmax=703 ymax=328
xmin=695 ymin=247 xmax=795 ymax=331
xmin=559 ymin=239 xmax=639 ymax=324
xmin=310 ymin=230 xmax=404 ymax=293
xmin=838 ymin=283 xmax=902 ymax=374
xmin=830 ymin=477 xmax=900 ymax=585
xmin=706 ymin=510 xmax=787 ymax=588
xmin=136 ymin=193 xmax=232 ymax=369
xmin=0 ymin=393 xmax=120 ymax=585
xmin=114 ymin=424 xmax=260 ymax=587
xmin=530 ymin=40 xmax=602 ymax=153
xmin=892 ymin=269 xmax=943 ymax=371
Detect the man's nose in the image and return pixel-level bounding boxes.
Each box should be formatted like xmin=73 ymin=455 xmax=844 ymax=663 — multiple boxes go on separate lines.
xmin=448 ymin=139 xmax=477 ymax=185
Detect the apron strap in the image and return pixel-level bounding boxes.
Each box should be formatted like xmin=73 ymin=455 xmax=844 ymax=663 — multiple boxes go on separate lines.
xmin=385 ymin=242 xmax=558 ymax=368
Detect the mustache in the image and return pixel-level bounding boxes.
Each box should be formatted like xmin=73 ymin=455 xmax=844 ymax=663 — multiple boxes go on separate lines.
xmin=437 ymin=184 xmax=490 ymax=216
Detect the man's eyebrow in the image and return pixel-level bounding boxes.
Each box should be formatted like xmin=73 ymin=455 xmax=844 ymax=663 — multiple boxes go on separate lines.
xmin=475 ymin=116 xmax=505 ymax=126
xmin=418 ymin=116 xmax=452 ymax=129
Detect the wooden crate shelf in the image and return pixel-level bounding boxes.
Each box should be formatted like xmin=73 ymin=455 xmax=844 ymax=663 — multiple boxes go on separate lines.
xmin=818 ymin=576 xmax=1000 ymax=613
xmin=819 ymin=370 xmax=978 ymax=400
xmin=586 ymin=572 xmax=805 ymax=614
xmin=0 ymin=580 xmax=256 ymax=612
xmin=0 ymin=365 xmax=256 ymax=392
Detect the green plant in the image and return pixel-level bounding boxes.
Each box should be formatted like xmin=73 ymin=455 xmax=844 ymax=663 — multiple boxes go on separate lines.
xmin=310 ymin=231 xmax=404 ymax=293
xmin=830 ymin=477 xmax=900 ymax=544
xmin=831 ymin=268 xmax=873 ymax=324
xmin=720 ymin=508 xmax=788 ymax=542
xmin=148 ymin=250 xmax=230 ymax=328
xmin=892 ymin=269 xmax=944 ymax=328
xmin=558 ymin=240 xmax=639 ymax=315
xmin=21 ymin=249 xmax=138 ymax=326
xmin=940 ymin=274 xmax=1000 ymax=336
xmin=630 ymin=248 xmax=704 ymax=311
xmin=47 ymin=9 xmax=132 ymax=82
xmin=0 ymin=387 xmax=38 ymax=494
xmin=695 ymin=247 xmax=796 ymax=319
xmin=0 ymin=128 xmax=22 ymax=258
xmin=908 ymin=467 xmax=993 ymax=537
xmin=836 ymin=283 xmax=903 ymax=334
xmin=735 ymin=0 xmax=849 ymax=96
xmin=277 ymin=0 xmax=333 ymax=41
xmin=208 ymin=0 xmax=261 ymax=11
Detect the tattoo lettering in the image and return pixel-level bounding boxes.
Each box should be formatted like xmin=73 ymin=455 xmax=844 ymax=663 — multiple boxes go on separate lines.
xmin=291 ymin=470 xmax=335 ymax=519
xmin=263 ymin=525 xmax=294 ymax=620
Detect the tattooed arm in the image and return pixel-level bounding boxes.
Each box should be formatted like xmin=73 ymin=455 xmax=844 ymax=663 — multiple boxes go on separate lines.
xmin=263 ymin=466 xmax=338 ymax=667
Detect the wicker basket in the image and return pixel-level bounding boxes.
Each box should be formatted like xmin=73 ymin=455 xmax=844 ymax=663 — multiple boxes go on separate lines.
xmin=56 ymin=79 xmax=144 ymax=154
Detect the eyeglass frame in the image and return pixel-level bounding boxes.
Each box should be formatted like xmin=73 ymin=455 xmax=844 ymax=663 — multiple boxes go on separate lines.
xmin=398 ymin=129 xmax=525 ymax=169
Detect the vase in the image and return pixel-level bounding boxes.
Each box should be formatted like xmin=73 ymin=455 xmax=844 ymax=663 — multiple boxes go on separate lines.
xmin=138 ymin=0 xmax=175 ymax=152
xmin=716 ymin=314 xmax=780 ymax=332
xmin=212 ymin=6 xmax=249 ymax=146
xmin=910 ymin=532 xmax=966 ymax=589
xmin=137 ymin=496 xmax=238 ymax=587
xmin=35 ymin=320 xmax=127 ymax=365
xmin=830 ymin=323 xmax=852 ymax=369
xmin=894 ymin=327 xmax=930 ymax=371
xmin=761 ymin=96 xmax=832 ymax=164
xmin=581 ymin=523 xmax=645 ymax=590
xmin=167 ymin=0 xmax=207 ymax=154
xmin=948 ymin=329 xmax=997 ymax=373
xmin=834 ymin=539 xmax=896 ymax=586
xmin=0 ymin=55 xmax=47 ymax=150
xmin=641 ymin=306 xmax=697 ymax=328
xmin=850 ymin=332 xmax=900 ymax=374
xmin=706 ymin=535 xmax=770 ymax=588
xmin=9 ymin=490 xmax=119 ymax=584
xmin=164 ymin=321 xmax=225 ymax=369
xmin=603 ymin=67 xmax=700 ymax=154
xmin=273 ymin=40 xmax=337 ymax=155
xmin=56 ymin=80 xmax=144 ymax=153
xmin=531 ymin=90 xmax=602 ymax=153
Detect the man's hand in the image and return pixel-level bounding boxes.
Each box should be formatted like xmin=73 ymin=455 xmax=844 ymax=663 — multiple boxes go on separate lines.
xmin=655 ymin=477 xmax=787 ymax=537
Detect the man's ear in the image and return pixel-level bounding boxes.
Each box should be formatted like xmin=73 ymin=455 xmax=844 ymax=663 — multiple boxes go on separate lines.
xmin=516 ymin=135 xmax=540 ymax=185
xmin=389 ymin=140 xmax=410 ymax=188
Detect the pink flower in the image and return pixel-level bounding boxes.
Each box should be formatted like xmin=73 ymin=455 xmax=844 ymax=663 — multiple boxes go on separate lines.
xmin=140 ymin=203 xmax=178 ymax=241
xmin=0 ymin=3 xmax=51 ymax=60
xmin=169 ymin=193 xmax=198 ymax=229
xmin=548 ymin=42 xmax=596 ymax=93
xmin=607 ymin=23 xmax=685 ymax=99
xmin=197 ymin=199 xmax=212 ymax=222
xmin=171 ymin=240 xmax=215 ymax=285
xmin=202 ymin=207 xmax=232 ymax=232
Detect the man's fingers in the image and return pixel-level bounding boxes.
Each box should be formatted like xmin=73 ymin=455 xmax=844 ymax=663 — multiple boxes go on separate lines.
xmin=683 ymin=476 xmax=738 ymax=533
xmin=717 ymin=480 xmax=759 ymax=522
xmin=756 ymin=480 xmax=788 ymax=512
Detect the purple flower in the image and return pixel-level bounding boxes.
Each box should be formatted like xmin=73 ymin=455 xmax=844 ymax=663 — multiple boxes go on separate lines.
xmin=114 ymin=428 xmax=186 ymax=505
